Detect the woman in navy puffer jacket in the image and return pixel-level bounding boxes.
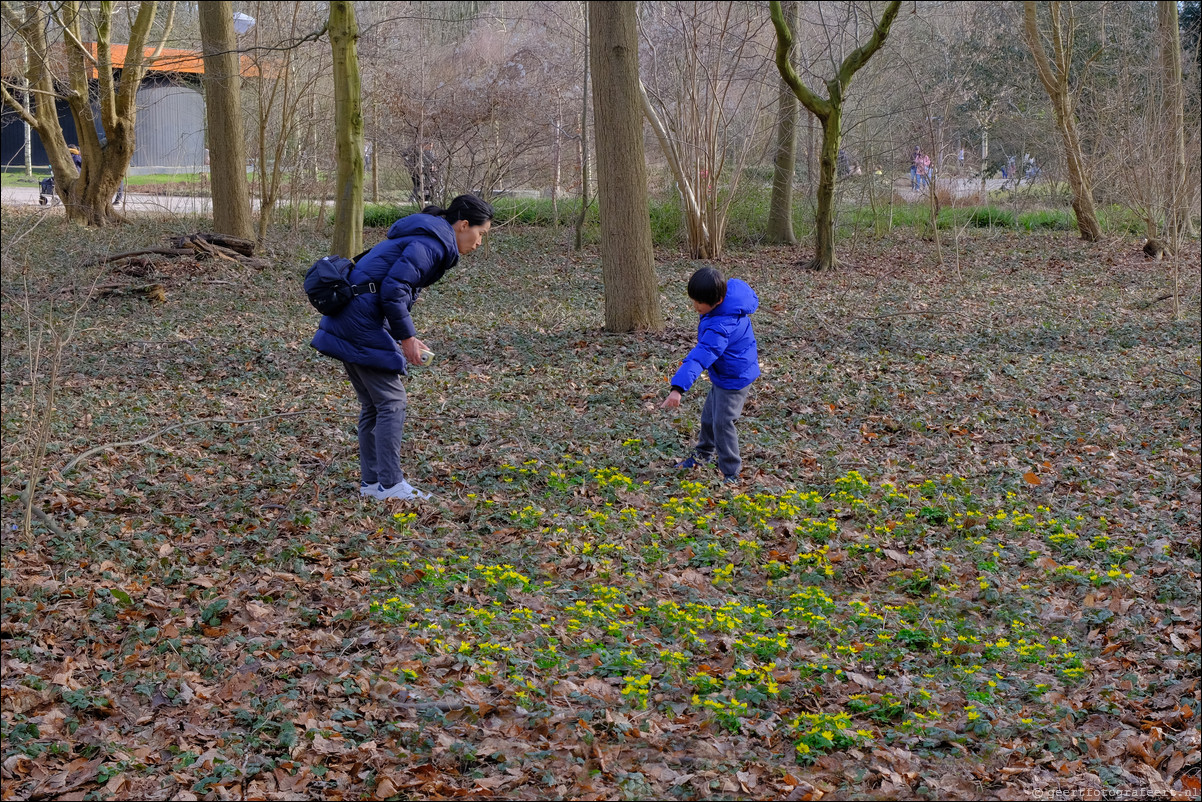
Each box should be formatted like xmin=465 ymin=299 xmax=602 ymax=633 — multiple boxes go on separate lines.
xmin=313 ymin=194 xmax=494 ymax=501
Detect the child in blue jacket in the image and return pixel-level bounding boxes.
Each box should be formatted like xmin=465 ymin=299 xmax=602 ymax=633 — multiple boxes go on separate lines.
xmin=660 ymin=267 xmax=760 ymax=483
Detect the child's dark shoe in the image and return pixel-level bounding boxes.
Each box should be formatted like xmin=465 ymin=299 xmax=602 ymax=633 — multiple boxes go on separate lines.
xmin=676 ymin=455 xmax=713 ymax=471
xmin=723 ymin=474 xmax=740 ymax=486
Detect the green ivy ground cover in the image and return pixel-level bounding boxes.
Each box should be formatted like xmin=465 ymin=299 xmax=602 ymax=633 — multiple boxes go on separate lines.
xmin=1 ymin=212 xmax=1198 ymax=799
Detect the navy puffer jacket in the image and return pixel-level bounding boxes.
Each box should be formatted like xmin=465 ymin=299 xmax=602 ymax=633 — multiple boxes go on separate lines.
xmin=670 ymin=278 xmax=761 ymax=392
xmin=311 ymin=214 xmax=459 ymax=373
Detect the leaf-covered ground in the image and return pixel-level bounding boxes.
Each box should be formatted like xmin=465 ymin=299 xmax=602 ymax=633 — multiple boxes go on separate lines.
xmin=2 ymin=212 xmax=1199 ymax=800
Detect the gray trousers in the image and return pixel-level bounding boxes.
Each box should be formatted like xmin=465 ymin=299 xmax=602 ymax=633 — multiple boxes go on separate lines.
xmin=343 ymin=362 xmax=408 ymax=489
xmin=694 ymin=383 xmax=751 ymax=478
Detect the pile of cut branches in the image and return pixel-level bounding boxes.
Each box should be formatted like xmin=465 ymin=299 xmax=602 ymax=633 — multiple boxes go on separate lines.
xmin=84 ymin=232 xmax=272 ymax=302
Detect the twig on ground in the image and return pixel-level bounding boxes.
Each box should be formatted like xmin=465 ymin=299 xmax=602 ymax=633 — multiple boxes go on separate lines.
xmin=58 ymin=411 xmax=312 ymax=475
xmin=1157 ymin=367 xmax=1201 ymax=386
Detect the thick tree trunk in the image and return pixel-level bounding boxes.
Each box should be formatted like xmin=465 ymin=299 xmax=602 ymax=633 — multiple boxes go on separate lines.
xmin=589 ymin=2 xmax=663 ymax=333
xmin=1158 ymin=1 xmax=1191 ymax=241
xmin=1058 ymin=111 xmax=1102 ymax=242
xmin=200 ymin=1 xmax=254 ymax=240
xmin=767 ymin=0 xmax=800 ymax=245
xmin=329 ymin=1 xmax=364 ymax=258
xmin=1022 ymin=2 xmax=1101 ymax=242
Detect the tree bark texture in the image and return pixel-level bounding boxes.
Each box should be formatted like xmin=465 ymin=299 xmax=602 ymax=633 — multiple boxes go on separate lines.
xmin=588 ymin=1 xmax=663 ymax=333
xmin=200 ymin=1 xmax=254 ymax=240
xmin=767 ymin=0 xmax=800 ymax=245
xmin=770 ymin=0 xmax=901 ymax=271
xmin=1157 ymin=1 xmax=1191 ymax=241
xmin=1022 ymin=2 xmax=1102 ymax=242
xmin=329 ymin=1 xmax=365 ymax=258
xmin=574 ymin=6 xmax=590 ymax=252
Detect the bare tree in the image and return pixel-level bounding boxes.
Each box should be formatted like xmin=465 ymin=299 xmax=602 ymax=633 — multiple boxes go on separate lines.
xmin=639 ymin=1 xmax=772 ymax=260
xmin=245 ymin=2 xmax=328 ymax=243
xmin=329 ymin=0 xmax=363 ymax=258
xmin=1 ymin=1 xmax=176 ymax=226
xmin=1021 ymin=1 xmax=1102 ymax=242
xmin=590 ymin=1 xmax=662 ymax=333
xmin=199 ymin=0 xmax=253 ymax=240
xmin=771 ymin=0 xmax=901 ymax=271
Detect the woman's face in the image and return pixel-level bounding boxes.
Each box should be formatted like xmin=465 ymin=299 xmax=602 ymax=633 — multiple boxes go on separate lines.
xmin=453 ymin=219 xmax=491 ymax=255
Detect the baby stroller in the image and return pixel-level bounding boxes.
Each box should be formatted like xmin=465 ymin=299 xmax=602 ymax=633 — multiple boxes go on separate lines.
xmin=38 ymin=176 xmax=57 ymax=206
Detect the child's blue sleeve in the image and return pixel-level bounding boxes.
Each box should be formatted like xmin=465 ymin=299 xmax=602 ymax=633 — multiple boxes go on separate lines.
xmin=670 ymin=324 xmax=730 ymax=393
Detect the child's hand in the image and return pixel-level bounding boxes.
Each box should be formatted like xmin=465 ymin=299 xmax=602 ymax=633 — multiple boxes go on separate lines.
xmin=659 ymin=390 xmax=682 ymax=410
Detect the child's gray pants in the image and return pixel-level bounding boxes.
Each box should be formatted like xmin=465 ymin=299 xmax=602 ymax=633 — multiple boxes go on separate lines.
xmin=343 ymin=362 xmax=408 ymax=489
xmin=694 ymin=383 xmax=751 ymax=478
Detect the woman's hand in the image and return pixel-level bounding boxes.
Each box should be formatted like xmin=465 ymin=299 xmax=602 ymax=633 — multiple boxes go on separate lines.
xmin=659 ymin=390 xmax=682 ymax=410
xmin=400 ymin=336 xmax=428 ymax=365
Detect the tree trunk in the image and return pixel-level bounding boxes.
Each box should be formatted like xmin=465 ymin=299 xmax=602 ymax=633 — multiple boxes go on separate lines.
xmin=770 ymin=0 xmax=901 ymax=271
xmin=200 ymin=1 xmax=254 ymax=240
xmin=589 ymin=1 xmax=662 ymax=333
xmin=1022 ymin=2 xmax=1102 ymax=242
xmin=812 ymin=115 xmax=841 ymax=271
xmin=329 ymin=1 xmax=364 ymax=258
xmin=1158 ymin=1 xmax=1191 ymax=241
xmin=767 ymin=0 xmax=800 ymax=245
xmin=574 ymin=4 xmax=590 ymax=252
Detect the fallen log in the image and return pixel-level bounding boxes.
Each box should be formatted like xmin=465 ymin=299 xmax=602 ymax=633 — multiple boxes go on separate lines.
xmin=172 ymin=232 xmax=256 ymax=256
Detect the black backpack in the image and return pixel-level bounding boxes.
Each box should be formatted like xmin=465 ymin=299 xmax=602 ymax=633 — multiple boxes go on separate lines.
xmin=304 ymin=246 xmax=375 ymax=316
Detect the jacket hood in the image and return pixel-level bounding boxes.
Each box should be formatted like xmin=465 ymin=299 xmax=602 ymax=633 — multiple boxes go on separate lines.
xmin=386 ymin=213 xmax=458 ymax=256
xmin=709 ymin=278 xmax=758 ymax=318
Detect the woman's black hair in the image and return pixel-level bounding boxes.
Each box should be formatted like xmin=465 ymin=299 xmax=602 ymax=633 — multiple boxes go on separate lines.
xmin=687 ymin=267 xmax=726 ymax=306
xmin=421 ymin=194 xmax=495 ymax=227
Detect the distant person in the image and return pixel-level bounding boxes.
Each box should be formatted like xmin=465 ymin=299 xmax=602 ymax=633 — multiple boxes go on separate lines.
xmin=917 ymin=151 xmax=931 ymax=190
xmin=660 ymin=267 xmax=761 ymax=485
xmin=311 ymin=195 xmax=494 ymax=501
xmin=910 ymin=146 xmax=922 ymax=190
xmin=957 ymin=146 xmax=965 ymax=174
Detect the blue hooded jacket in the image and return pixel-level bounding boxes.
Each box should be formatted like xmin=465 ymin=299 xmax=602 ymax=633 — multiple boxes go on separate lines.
xmin=670 ymin=278 xmax=761 ymax=393
xmin=311 ymin=214 xmax=459 ymax=373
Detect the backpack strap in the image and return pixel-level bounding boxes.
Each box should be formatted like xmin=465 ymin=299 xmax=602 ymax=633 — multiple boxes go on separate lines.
xmin=348 ymin=245 xmax=378 ymax=296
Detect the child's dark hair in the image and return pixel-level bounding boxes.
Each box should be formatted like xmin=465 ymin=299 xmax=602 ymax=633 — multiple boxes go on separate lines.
xmin=422 ymin=194 xmax=495 ymax=226
xmin=687 ymin=267 xmax=726 ymax=306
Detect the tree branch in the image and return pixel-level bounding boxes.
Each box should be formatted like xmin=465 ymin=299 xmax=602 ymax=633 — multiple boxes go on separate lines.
xmin=770 ymin=0 xmax=831 ymax=119
xmin=835 ymin=1 xmax=902 ymax=92
xmin=58 ymin=411 xmax=314 ymax=475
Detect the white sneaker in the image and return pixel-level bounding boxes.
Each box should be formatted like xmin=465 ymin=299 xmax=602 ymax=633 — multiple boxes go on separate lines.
xmin=375 ymin=480 xmax=432 ymax=501
xmin=360 ymin=483 xmax=380 ymax=498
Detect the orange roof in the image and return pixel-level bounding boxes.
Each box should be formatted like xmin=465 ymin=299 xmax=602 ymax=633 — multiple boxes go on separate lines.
xmin=87 ymin=43 xmax=259 ymax=78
